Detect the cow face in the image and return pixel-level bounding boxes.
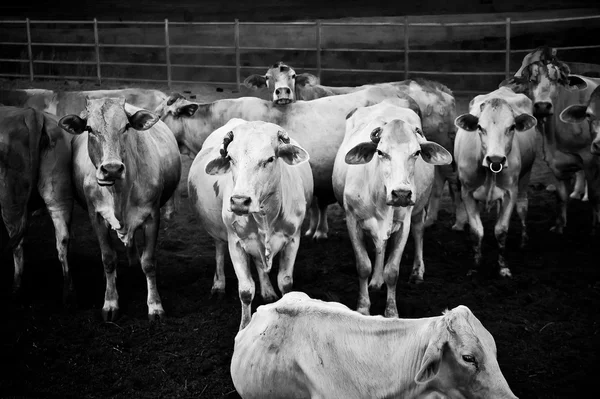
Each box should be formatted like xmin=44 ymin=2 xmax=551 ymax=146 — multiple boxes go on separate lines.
xmin=205 ymin=121 xmax=309 ymax=215
xmin=154 ymin=93 xmax=200 ymax=155
xmin=523 ymin=61 xmax=587 ymax=119
xmin=345 ymin=119 xmax=451 ymax=207
xmin=560 ymin=87 xmax=600 ymax=155
xmin=59 ymin=97 xmax=160 ymax=186
xmin=244 ymin=62 xmax=297 ymax=105
xmin=415 ymin=306 xmax=518 ymax=399
xmin=455 ymin=99 xmax=536 ymax=173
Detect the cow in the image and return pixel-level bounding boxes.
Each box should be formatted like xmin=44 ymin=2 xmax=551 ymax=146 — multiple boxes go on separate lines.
xmin=1 ymin=106 xmax=76 ymax=304
xmin=58 ymin=97 xmax=181 ymax=321
xmin=155 ymin=85 xmax=416 ymax=242
xmin=230 ymin=291 xmax=519 ymax=399
xmin=244 ymin=62 xmax=463 ymax=229
xmin=454 ymin=87 xmax=538 ymax=277
xmin=519 ymin=54 xmax=600 ymax=233
xmin=332 ymin=99 xmax=452 ymax=317
xmin=188 ymin=119 xmax=313 ymax=330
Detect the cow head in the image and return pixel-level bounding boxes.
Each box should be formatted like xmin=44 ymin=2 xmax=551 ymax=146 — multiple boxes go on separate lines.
xmin=244 ymin=62 xmax=297 ymax=105
xmin=154 ymin=93 xmax=201 ymax=156
xmin=205 ymin=121 xmax=309 ymax=215
xmin=344 ymin=118 xmax=451 ymax=207
xmin=522 ymin=60 xmax=587 ymax=119
xmin=455 ymin=98 xmax=536 ymax=173
xmin=560 ymin=86 xmax=600 ymax=155
xmin=59 ymin=97 xmax=160 ymax=186
xmin=415 ymin=306 xmax=518 ymax=399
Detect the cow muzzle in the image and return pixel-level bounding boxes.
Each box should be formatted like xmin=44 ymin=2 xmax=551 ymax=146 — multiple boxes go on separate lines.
xmin=485 ymin=155 xmax=507 ymax=174
xmin=533 ymin=101 xmax=553 ymax=117
xmin=230 ymin=195 xmax=252 ymax=215
xmin=387 ymin=188 xmax=414 ymax=207
xmin=274 ymin=87 xmax=293 ymax=105
xmin=97 ymin=161 xmax=125 ymax=186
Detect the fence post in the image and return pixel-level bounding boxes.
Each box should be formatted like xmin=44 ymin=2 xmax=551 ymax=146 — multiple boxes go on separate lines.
xmin=26 ymin=18 xmax=34 ymax=81
xmin=235 ymin=19 xmax=240 ymax=90
xmin=94 ymin=18 xmax=101 ymax=85
xmin=505 ymin=17 xmax=511 ymax=80
xmin=404 ymin=16 xmax=409 ymax=80
xmin=165 ymin=19 xmax=172 ymax=90
xmin=316 ymin=20 xmax=322 ymax=82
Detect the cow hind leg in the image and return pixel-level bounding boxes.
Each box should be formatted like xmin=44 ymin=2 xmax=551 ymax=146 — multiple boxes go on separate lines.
xmin=211 ymin=239 xmax=227 ymax=298
xmin=569 ymin=170 xmax=587 ymax=200
xmin=450 ymin=178 xmax=468 ymax=231
xmin=47 ymin=206 xmax=75 ymax=306
xmin=313 ymin=201 xmax=329 ymax=241
xmin=304 ymin=197 xmax=319 ymax=238
xmin=255 ymin=259 xmax=279 ymax=303
xmin=424 ymin=168 xmax=444 ymax=228
xmin=383 ymin=219 xmax=411 ymax=318
xmin=495 ymin=190 xmax=517 ymax=278
xmin=550 ymin=180 xmax=569 ymax=234
xmin=91 ymin=213 xmax=120 ymax=321
xmin=346 ymin=213 xmax=372 ymax=315
xmin=141 ymin=213 xmax=165 ymax=321
xmin=462 ymin=191 xmax=484 ymax=276
xmin=409 ymin=211 xmax=426 ymax=284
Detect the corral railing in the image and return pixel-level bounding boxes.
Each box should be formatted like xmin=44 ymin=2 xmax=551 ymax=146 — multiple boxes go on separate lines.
xmin=0 ymin=15 xmax=599 ymax=93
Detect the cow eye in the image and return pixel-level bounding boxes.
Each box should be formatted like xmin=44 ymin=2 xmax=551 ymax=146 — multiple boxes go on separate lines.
xmin=510 ymin=124 xmax=516 ymax=130
xmin=414 ymin=150 xmax=421 ymax=157
xmin=376 ymin=149 xmax=384 ymax=157
xmin=292 ymin=74 xmax=297 ymax=79
xmin=462 ymin=355 xmax=477 ymax=366
xmin=84 ymin=126 xmax=94 ymax=134
xmin=264 ymin=156 xmax=275 ymax=165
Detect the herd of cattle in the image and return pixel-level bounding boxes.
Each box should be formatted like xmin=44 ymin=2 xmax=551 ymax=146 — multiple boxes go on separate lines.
xmin=1 ymin=45 xmax=599 ymax=398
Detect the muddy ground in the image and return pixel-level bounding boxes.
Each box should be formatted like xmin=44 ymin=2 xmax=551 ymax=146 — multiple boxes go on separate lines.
xmin=0 ymin=79 xmax=599 ymax=399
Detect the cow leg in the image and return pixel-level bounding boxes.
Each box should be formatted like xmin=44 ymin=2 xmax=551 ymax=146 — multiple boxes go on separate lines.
xmin=516 ymin=171 xmax=531 ymax=249
xmin=450 ymin=178 xmax=468 ymax=231
xmin=583 ymin=164 xmax=600 ymax=235
xmin=47 ymin=206 xmax=75 ymax=305
xmin=495 ymin=190 xmax=517 ymax=278
xmin=277 ymin=235 xmax=300 ymax=296
xmin=409 ymin=210 xmax=426 ymax=284
xmin=228 ymin=237 xmax=254 ymax=330
xmin=462 ymin=191 xmax=484 ymax=275
xmin=346 ymin=213 xmax=372 ymax=315
xmin=550 ymin=179 xmax=569 ymax=234
xmin=90 ymin=212 xmax=119 ymax=321
xmin=140 ymin=213 xmax=165 ymax=321
xmin=383 ymin=216 xmax=411 ymax=318
xmin=161 ymin=194 xmax=176 ymax=221
xmin=314 ymin=201 xmax=329 ymax=241
xmin=304 ymin=197 xmax=319 ymax=238
xmin=424 ymin=167 xmax=444 ymax=227
xmin=125 ymin=237 xmax=141 ymax=268
xmin=368 ymin=240 xmax=387 ymax=291
xmin=569 ymin=170 xmax=586 ymax=200
xmin=1 ymin=204 xmax=27 ymax=298
xmin=255 ymin=260 xmax=279 ymax=303
xmin=211 ymin=239 xmax=227 ymax=298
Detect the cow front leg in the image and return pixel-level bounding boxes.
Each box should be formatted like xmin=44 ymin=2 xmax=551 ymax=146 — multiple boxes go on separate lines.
xmin=409 ymin=210 xmax=426 ymax=284
xmin=255 ymin=260 xmax=279 ymax=303
xmin=313 ymin=201 xmax=329 ymax=241
xmin=90 ymin=212 xmax=119 ymax=321
xmin=383 ymin=217 xmax=411 ymax=318
xmin=211 ymin=239 xmax=227 ymax=298
xmin=346 ymin=213 xmax=372 ymax=315
xmin=47 ymin=205 xmax=75 ymax=305
xmin=462 ymin=191 xmax=484 ymax=276
xmin=228 ymin=237 xmax=254 ymax=330
xmin=424 ymin=167 xmax=444 ymax=228
xmin=495 ymin=190 xmax=517 ymax=277
xmin=277 ymin=234 xmax=301 ymax=296
xmin=550 ymin=179 xmax=569 ymax=234
xmin=368 ymin=240 xmax=387 ymax=291
xmin=140 ymin=213 xmax=165 ymax=321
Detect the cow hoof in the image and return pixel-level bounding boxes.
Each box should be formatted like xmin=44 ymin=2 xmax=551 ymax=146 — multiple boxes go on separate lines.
xmin=408 ymin=275 xmax=424 ymax=284
xmin=582 ymin=196 xmax=589 ymax=202
xmin=262 ymin=293 xmax=280 ymax=304
xmin=424 ymin=218 xmax=436 ymax=228
xmin=549 ymin=225 xmax=564 ymax=234
xmin=102 ymin=308 xmax=120 ymax=322
xmin=63 ymin=290 xmax=78 ymax=310
xmin=210 ymin=287 xmax=226 ymax=300
xmin=466 ymin=269 xmax=478 ymax=277
xmin=546 ymin=184 xmax=557 ymax=192
xmin=148 ymin=311 xmax=166 ymax=322
xmin=304 ymin=229 xmax=315 ymax=237
xmin=451 ymin=222 xmax=466 ymax=231
xmin=368 ymin=280 xmax=384 ymax=291
xmin=356 ymin=306 xmax=370 ymax=316
xmin=499 ymin=267 xmax=513 ymax=278
xmin=312 ymin=232 xmax=328 ymax=241
xmin=384 ymin=307 xmax=399 ymax=318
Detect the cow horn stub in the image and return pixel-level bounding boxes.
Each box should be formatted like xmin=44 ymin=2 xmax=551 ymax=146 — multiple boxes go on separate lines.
xmin=370 ymin=127 xmax=383 ymax=143
xmin=220 ymin=131 xmax=234 ymax=158
xmin=277 ymin=130 xmax=290 ymax=144
xmin=167 ymin=92 xmax=185 ymax=106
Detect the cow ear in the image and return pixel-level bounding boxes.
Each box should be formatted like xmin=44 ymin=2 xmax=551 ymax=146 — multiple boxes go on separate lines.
xmin=176 ymin=103 xmax=199 ymax=117
xmin=295 ymin=73 xmax=319 ymax=88
xmin=244 ymin=74 xmax=268 ymax=90
xmin=205 ymin=157 xmax=231 ymax=175
xmin=415 ymin=341 xmax=444 ymax=384
xmin=277 ymin=143 xmax=310 ymax=166
xmin=345 ymin=142 xmax=377 ymax=164
xmin=455 ymin=114 xmax=479 ymax=132
xmin=568 ymin=75 xmax=587 ymax=90
xmin=58 ymin=114 xmax=87 ymax=135
xmin=127 ymin=110 xmax=160 ymax=131
xmin=514 ymin=113 xmax=537 ymax=131
xmin=499 ymin=77 xmax=528 ymax=94
xmin=419 ymin=142 xmax=453 ymax=165
xmin=560 ymin=104 xmax=588 ymax=124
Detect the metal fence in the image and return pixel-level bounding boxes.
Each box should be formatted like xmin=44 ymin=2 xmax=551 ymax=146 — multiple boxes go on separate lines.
xmin=0 ymin=15 xmax=599 ymax=91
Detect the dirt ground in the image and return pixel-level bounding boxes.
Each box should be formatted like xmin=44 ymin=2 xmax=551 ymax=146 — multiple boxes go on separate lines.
xmin=1 ymin=79 xmax=599 ymax=399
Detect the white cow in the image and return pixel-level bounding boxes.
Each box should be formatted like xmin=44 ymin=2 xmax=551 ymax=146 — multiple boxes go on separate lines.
xmin=454 ymin=87 xmax=537 ymax=277
xmin=332 ymin=99 xmax=451 ymax=317
xmin=231 ymin=291 xmax=519 ymax=399
xmin=188 ymin=119 xmax=313 ymax=330
xmin=59 ymin=98 xmax=181 ymax=321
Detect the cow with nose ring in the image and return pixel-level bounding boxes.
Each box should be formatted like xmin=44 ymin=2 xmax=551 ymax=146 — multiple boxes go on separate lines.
xmin=454 ymin=87 xmax=537 ymax=277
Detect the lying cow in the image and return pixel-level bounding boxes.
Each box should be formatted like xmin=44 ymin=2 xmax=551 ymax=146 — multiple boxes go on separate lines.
xmin=188 ymin=119 xmax=313 ymax=330
xmin=156 ymin=85 xmax=411 ymax=242
xmin=332 ymin=99 xmax=452 ymax=317
xmin=1 ymin=106 xmax=76 ymax=304
xmin=230 ymin=291 xmax=519 ymax=399
xmin=245 ymin=62 xmax=463 ymax=230
xmin=59 ymin=98 xmax=181 ymax=321
xmin=520 ymin=54 xmax=600 ymax=233
xmin=454 ymin=87 xmax=537 ymax=277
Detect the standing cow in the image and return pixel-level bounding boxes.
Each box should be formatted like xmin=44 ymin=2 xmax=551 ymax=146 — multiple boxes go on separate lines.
xmin=454 ymin=87 xmax=537 ymax=277
xmin=332 ymin=99 xmax=452 ymax=317
xmin=231 ymin=291 xmax=519 ymax=399
xmin=1 ymin=107 xmax=75 ymax=304
xmin=59 ymin=98 xmax=181 ymax=321
xmin=188 ymin=119 xmax=313 ymax=330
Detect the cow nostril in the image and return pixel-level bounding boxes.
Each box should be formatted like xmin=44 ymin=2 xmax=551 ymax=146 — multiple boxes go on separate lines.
xmin=275 ymin=88 xmax=281 ymax=95
xmin=243 ymin=197 xmax=251 ymax=206
xmin=392 ymin=189 xmax=412 ymax=199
